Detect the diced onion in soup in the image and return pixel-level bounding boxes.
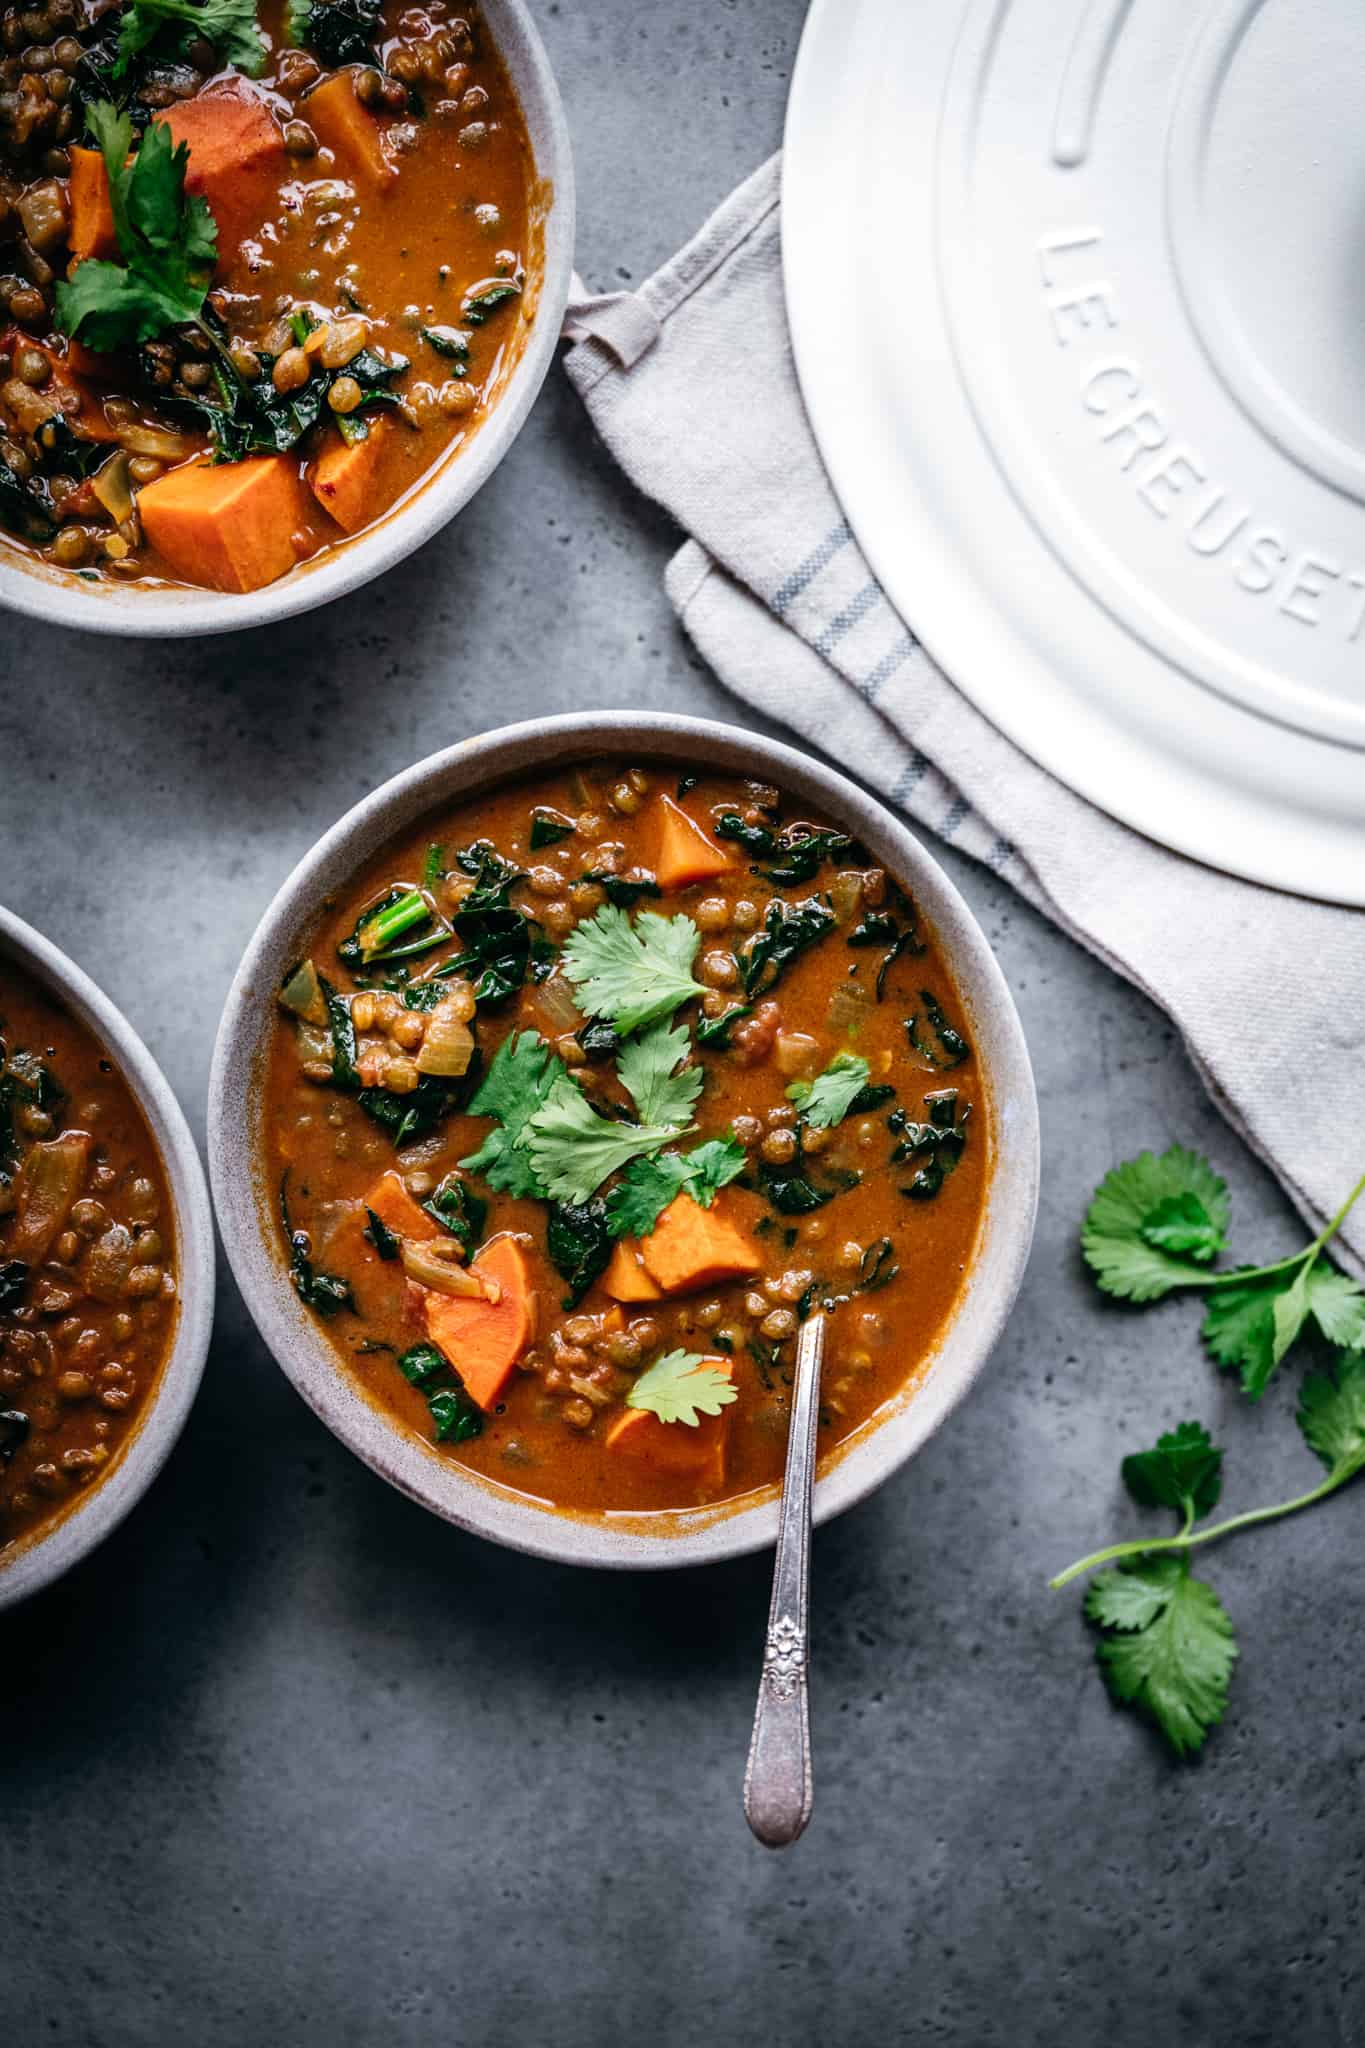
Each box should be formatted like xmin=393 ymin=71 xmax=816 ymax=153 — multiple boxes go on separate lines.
xmin=415 ymin=999 xmax=474 ymax=1077
xmin=522 ymin=975 xmax=582 ymax=1041
xmin=111 ymin=421 xmax=196 ymax=462
xmin=90 ymin=451 xmax=133 ymax=525
xmin=827 ymin=979 xmax=871 ymax=1038
xmin=829 ymin=871 xmax=864 ymax=924
xmin=400 ymin=1237 xmax=500 ymax=1302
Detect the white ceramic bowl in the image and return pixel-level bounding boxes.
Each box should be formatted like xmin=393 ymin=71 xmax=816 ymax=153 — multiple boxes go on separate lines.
xmin=0 ymin=908 xmax=216 ymax=1608
xmin=209 ymin=712 xmax=1040 ymax=1568
xmin=0 ymin=0 xmax=574 ymax=639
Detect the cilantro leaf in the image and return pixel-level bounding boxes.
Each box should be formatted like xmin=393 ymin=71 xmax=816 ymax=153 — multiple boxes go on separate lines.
xmin=1087 ymin=1558 xmax=1236 ymax=1757
xmin=523 ymin=1076 xmax=684 ymax=1206
xmin=1082 ymin=1145 xmax=1231 ymax=1301
xmin=617 ymin=1016 xmax=704 ymax=1128
xmin=1297 ymin=1351 xmax=1365 ymax=1478
xmin=1201 ymin=1276 xmax=1286 ymax=1400
xmin=1305 ymin=1266 xmax=1365 ymax=1350
xmin=1121 ymin=1421 xmax=1223 ymax=1519
xmin=459 ymin=1030 xmax=566 ymax=1198
xmin=626 ymin=1351 xmax=738 ymax=1426
xmin=787 ymin=1051 xmax=872 ymax=1131
xmin=115 ymin=0 xmax=267 ymax=81
xmin=604 ymin=1135 xmax=746 ymax=1238
xmin=55 ymin=106 xmax=218 ymax=352
xmin=561 ymin=904 xmax=705 ymax=1036
xmin=1140 ymin=1192 xmax=1222 ymax=1263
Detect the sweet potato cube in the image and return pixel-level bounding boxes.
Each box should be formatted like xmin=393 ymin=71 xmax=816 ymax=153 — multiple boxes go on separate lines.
xmin=607 ymin=1358 xmax=733 ymax=1486
xmin=68 ymin=146 xmax=118 ymax=262
xmin=309 ymin=419 xmax=397 ymax=535
xmin=639 ymin=1194 xmax=760 ymax=1296
xmin=159 ymin=82 xmax=287 ymax=256
xmin=654 ymin=794 xmax=734 ymax=892
xmin=364 ymin=1170 xmax=439 ymax=1243
xmin=601 ymin=1240 xmax=664 ymax=1302
xmin=425 ymin=1234 xmax=536 ymax=1412
xmin=303 ymin=71 xmax=396 ymax=189
xmin=137 ymin=455 xmax=312 ymax=594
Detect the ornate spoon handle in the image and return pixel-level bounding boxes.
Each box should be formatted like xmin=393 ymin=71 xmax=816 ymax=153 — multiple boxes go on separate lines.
xmin=743 ymin=1314 xmax=824 ymax=1848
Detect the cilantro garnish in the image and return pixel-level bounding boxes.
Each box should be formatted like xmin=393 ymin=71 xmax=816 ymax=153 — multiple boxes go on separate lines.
xmin=523 ymin=1080 xmax=686 ymax=1207
xmin=115 ymin=0 xmax=266 ymax=81
xmin=55 ymin=103 xmax=217 ymax=352
xmin=787 ymin=1051 xmax=872 ymax=1131
xmin=1082 ymin=1145 xmax=1365 ymax=1397
xmin=459 ymin=1030 xmax=566 ymax=1198
xmin=626 ymin=1351 xmax=738 ymax=1427
xmin=605 ymin=1134 xmax=746 ymax=1239
xmin=1052 ymin=1363 xmax=1365 ymax=1755
xmin=561 ymin=904 xmax=705 ymax=1036
xmin=617 ymin=1017 xmax=704 ymax=1129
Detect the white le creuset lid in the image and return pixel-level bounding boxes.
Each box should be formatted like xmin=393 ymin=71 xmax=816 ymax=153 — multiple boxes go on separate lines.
xmin=784 ymin=0 xmax=1365 ymax=904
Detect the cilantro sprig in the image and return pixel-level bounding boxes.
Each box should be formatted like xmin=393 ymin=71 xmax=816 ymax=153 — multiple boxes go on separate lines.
xmin=1082 ymin=1145 xmax=1365 ymax=1397
xmin=1051 ymin=1364 xmax=1365 ymax=1755
xmin=626 ymin=1351 xmax=738 ymax=1427
xmin=115 ymin=0 xmax=266 ymax=82
xmin=561 ymin=904 xmax=705 ymax=1036
xmin=55 ymin=103 xmax=217 ymax=351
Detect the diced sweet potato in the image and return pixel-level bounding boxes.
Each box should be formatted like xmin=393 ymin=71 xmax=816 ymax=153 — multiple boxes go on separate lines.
xmin=364 ymin=1170 xmax=439 ymax=1243
xmin=303 ymin=71 xmax=396 ymax=189
xmin=309 ymin=418 xmax=398 ymax=535
xmin=68 ymin=145 xmax=117 ymax=262
xmin=159 ymin=82 xmax=287 ymax=256
xmin=639 ymin=1193 xmax=760 ymax=1296
xmin=653 ymin=794 xmax=734 ymax=892
xmin=601 ymin=1240 xmax=664 ymax=1302
xmin=425 ymin=1233 xmax=536 ymax=1412
xmin=137 ymin=455 xmax=313 ymax=594
xmin=607 ymin=1358 xmax=733 ymax=1486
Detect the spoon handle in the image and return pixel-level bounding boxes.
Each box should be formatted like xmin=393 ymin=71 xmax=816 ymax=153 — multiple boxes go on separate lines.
xmin=743 ymin=1315 xmax=824 ymax=1848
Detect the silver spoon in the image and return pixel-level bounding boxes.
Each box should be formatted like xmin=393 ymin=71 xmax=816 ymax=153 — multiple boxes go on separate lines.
xmin=743 ymin=1313 xmax=824 ymax=1848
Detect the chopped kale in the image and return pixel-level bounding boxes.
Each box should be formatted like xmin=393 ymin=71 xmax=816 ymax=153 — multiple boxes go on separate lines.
xmin=442 ymin=841 xmax=548 ymax=1005
xmin=282 ymin=1172 xmax=355 ymax=1317
xmin=0 ymin=1259 xmax=29 ymax=1310
xmin=906 ymin=992 xmax=970 ymax=1070
xmin=740 ymin=896 xmax=836 ymax=997
xmin=581 ymin=870 xmax=662 ymax=909
xmin=758 ymin=828 xmax=854 ymax=886
xmin=421 ymin=324 xmax=472 ymax=372
xmin=696 ymin=1004 xmax=751 ymax=1050
xmin=892 ymin=1089 xmax=970 ymax=1200
xmin=363 ymin=1208 xmax=400 ymax=1260
xmin=577 ymin=1018 xmax=621 ymax=1062
xmin=0 ymin=1409 xmax=29 ymax=1466
xmin=546 ymin=1198 xmax=613 ymax=1309
xmin=715 ymin=813 xmax=776 ymax=858
xmin=320 ymin=975 xmax=360 ymax=1089
xmin=463 ymin=279 xmax=521 ymax=325
xmin=529 ymin=808 xmax=575 ymax=850
xmin=676 ymin=774 xmax=698 ymax=798
xmin=754 ymin=1132 xmax=860 ymax=1216
xmin=287 ymin=0 xmax=382 ymax=66
xmin=357 ymin=1059 xmax=481 ymax=1149
xmin=858 ymin=1238 xmax=898 ymax=1292
xmin=849 ymin=898 xmax=925 ymax=999
xmin=422 ymin=1173 xmax=486 ymax=1258
xmin=397 ymin=1343 xmax=447 ymax=1387
xmin=397 ymin=1342 xmax=483 ymax=1442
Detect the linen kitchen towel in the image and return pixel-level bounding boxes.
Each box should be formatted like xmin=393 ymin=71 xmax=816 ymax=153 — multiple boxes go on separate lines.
xmin=563 ymin=154 xmax=1365 ymax=1275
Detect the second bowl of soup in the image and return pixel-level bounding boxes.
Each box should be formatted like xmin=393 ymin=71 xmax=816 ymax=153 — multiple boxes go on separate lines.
xmin=210 ymin=714 xmax=1039 ymax=1566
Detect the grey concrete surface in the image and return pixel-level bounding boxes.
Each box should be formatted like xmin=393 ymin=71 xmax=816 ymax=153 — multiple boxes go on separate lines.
xmin=2 ymin=5 xmax=1361 ymax=2045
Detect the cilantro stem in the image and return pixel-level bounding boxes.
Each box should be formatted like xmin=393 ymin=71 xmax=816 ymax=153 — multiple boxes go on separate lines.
xmin=1179 ymin=1166 xmax=1365 ymax=1291
xmin=1049 ymin=1460 xmax=1361 ymax=1590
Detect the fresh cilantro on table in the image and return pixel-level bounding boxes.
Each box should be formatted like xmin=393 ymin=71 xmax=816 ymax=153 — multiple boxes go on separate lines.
xmin=281 ymin=1172 xmax=354 ymax=1317
xmin=617 ymin=1016 xmax=704 ymax=1129
xmin=626 ymin=1351 xmax=738 ymax=1426
xmin=1081 ymin=1145 xmax=1365 ymax=1397
xmin=561 ymin=904 xmax=705 ymax=1036
xmin=787 ymin=1052 xmax=872 ymax=1131
xmin=114 ymin=0 xmax=266 ymax=82
xmin=546 ymin=1199 xmax=613 ymax=1309
xmin=605 ymin=1134 xmax=746 ymax=1239
xmin=55 ymin=103 xmax=217 ymax=351
xmin=1052 ymin=1366 xmax=1365 ymax=1755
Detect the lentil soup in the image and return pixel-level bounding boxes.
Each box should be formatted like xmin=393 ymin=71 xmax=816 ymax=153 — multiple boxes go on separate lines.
xmin=0 ymin=0 xmax=538 ymax=592
xmin=0 ymin=958 xmax=177 ymax=1559
xmin=262 ymin=760 xmax=990 ymax=1517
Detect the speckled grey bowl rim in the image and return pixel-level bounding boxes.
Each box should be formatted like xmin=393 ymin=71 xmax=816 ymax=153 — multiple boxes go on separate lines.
xmin=0 ymin=907 xmax=216 ymax=1609
xmin=208 ymin=711 xmax=1040 ymax=1569
xmin=0 ymin=0 xmax=575 ymax=640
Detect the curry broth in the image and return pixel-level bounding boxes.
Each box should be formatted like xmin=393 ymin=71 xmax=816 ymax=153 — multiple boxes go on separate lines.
xmin=0 ymin=961 xmax=177 ymax=1559
xmin=262 ymin=762 xmax=989 ymax=1516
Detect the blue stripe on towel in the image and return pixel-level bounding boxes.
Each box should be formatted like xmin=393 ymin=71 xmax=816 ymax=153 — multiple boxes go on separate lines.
xmin=813 ymin=579 xmax=881 ymax=658
xmin=891 ymin=753 xmax=930 ymax=805
xmin=771 ymin=520 xmax=853 ymax=616
xmin=860 ymin=631 xmax=917 ymax=703
xmin=987 ymin=836 xmax=1015 ymax=870
xmin=940 ymin=796 xmax=971 ymax=840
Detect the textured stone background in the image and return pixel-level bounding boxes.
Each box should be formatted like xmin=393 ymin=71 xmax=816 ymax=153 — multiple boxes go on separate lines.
xmin=1 ymin=4 xmax=1360 ymax=2042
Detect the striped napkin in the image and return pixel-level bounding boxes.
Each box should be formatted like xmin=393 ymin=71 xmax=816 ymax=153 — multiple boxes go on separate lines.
xmin=562 ymin=154 xmax=1365 ymax=1277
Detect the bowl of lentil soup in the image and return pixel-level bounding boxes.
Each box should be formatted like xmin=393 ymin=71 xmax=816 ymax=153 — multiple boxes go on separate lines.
xmin=0 ymin=0 xmax=571 ymax=632
xmin=210 ymin=713 xmax=1039 ymax=1568
xmin=0 ymin=906 xmax=214 ymax=1607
